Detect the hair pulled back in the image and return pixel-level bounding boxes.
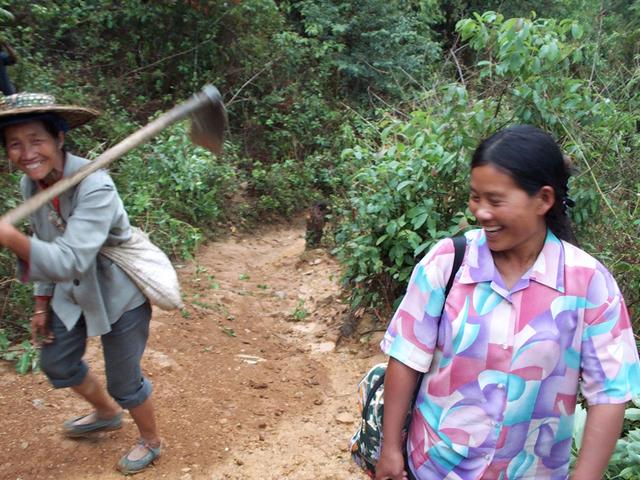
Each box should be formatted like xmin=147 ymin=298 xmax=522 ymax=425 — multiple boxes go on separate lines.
xmin=471 ymin=125 xmax=577 ymax=245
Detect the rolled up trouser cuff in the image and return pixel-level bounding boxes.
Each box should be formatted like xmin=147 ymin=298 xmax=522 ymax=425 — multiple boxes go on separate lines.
xmin=45 ymin=360 xmax=89 ymax=389
xmin=113 ymin=376 xmax=153 ymax=410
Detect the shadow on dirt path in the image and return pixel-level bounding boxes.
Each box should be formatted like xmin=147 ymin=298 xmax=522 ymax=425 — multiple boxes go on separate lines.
xmin=0 ymin=219 xmax=384 ymax=479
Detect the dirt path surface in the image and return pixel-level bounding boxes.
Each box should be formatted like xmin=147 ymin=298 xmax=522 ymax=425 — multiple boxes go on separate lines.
xmin=0 ymin=220 xmax=385 ymax=479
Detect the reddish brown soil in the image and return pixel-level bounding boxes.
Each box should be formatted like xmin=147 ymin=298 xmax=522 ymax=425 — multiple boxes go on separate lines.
xmin=0 ymin=220 xmax=384 ymax=479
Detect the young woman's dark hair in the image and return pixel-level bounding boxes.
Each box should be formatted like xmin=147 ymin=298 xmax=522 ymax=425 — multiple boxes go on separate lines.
xmin=471 ymin=124 xmax=578 ymax=245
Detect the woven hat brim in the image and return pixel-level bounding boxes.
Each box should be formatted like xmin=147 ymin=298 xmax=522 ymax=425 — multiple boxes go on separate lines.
xmin=0 ymin=105 xmax=100 ymax=129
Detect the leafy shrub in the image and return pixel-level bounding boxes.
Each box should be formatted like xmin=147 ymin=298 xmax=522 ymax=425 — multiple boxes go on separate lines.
xmin=114 ymin=122 xmax=239 ymax=258
xmin=334 ymin=11 xmax=640 ymax=321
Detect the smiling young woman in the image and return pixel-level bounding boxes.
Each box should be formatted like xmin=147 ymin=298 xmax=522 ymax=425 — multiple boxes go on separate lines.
xmin=469 ymin=164 xmax=554 ymax=289
xmin=373 ymin=125 xmax=640 ymax=480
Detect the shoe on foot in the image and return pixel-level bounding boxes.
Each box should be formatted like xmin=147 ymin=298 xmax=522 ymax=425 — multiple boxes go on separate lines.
xmin=63 ymin=411 xmax=123 ymax=438
xmin=116 ymin=438 xmax=162 ymax=475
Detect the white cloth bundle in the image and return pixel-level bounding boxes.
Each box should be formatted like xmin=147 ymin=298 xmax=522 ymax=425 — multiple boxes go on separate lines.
xmin=101 ymin=227 xmax=184 ymax=310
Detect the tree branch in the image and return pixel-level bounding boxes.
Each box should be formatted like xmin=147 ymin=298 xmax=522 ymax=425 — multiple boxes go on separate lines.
xmin=449 ymin=36 xmax=466 ymax=89
xmin=227 ymin=59 xmax=280 ymax=107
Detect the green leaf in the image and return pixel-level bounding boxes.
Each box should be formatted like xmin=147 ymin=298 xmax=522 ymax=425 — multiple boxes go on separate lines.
xmin=570 ymin=24 xmax=583 ymax=40
xmin=624 ymin=408 xmax=640 ymax=421
xmin=16 ymin=352 xmax=31 ymax=375
xmin=548 ymin=42 xmax=559 ymax=61
xmin=0 ymin=332 xmax=9 ymax=352
xmin=397 ymin=180 xmax=414 ymax=191
xmin=376 ymin=234 xmax=388 ymax=246
xmin=412 ymin=212 xmax=429 ymax=229
xmin=0 ymin=8 xmax=15 ymax=21
xmin=414 ymin=242 xmax=430 ymax=256
xmin=427 ymin=216 xmax=437 ymax=238
xmin=573 ymin=403 xmax=587 ymax=449
xmin=221 ymin=326 xmax=236 ymax=337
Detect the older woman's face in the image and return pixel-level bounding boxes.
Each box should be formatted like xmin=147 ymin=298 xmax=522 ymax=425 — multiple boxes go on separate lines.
xmin=4 ymin=121 xmax=65 ymax=181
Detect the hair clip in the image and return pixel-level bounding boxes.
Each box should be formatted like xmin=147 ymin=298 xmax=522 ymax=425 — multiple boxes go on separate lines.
xmin=563 ymin=196 xmax=575 ymax=209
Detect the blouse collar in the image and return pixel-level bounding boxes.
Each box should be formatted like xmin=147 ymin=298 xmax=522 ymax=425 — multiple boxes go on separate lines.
xmin=457 ymin=228 xmax=565 ymax=295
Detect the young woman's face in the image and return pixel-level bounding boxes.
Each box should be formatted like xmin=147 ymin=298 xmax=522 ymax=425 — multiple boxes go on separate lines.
xmin=4 ymin=121 xmax=65 ymax=181
xmin=469 ymin=164 xmax=552 ymax=253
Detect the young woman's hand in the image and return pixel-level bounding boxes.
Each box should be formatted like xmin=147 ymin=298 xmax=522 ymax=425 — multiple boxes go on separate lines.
xmin=31 ymin=309 xmax=54 ymax=345
xmin=375 ymin=358 xmax=420 ymax=480
xmin=375 ymin=446 xmax=408 ymax=480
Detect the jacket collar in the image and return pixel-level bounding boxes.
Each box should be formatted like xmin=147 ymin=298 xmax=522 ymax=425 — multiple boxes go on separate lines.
xmin=62 ymin=152 xmax=90 ymax=177
xmin=27 ymin=152 xmax=89 ymax=192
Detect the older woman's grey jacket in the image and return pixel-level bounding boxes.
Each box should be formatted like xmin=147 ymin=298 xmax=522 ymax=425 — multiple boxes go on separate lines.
xmin=20 ymin=153 xmax=146 ymax=336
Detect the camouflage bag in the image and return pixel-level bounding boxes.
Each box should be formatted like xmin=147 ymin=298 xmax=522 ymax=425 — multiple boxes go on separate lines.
xmin=348 ymin=363 xmax=411 ymax=477
xmin=348 ymin=236 xmax=467 ymax=477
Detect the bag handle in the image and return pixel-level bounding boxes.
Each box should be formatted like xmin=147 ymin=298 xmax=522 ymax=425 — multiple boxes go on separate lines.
xmin=361 ymin=235 xmax=467 ymax=420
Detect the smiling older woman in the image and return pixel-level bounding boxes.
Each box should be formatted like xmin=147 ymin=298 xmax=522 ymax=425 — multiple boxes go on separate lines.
xmin=0 ymin=93 xmax=162 ymax=474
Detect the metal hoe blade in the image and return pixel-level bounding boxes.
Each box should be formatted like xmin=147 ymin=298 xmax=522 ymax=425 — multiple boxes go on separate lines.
xmin=189 ymin=85 xmax=227 ymax=155
xmin=0 ymin=85 xmax=228 ymax=226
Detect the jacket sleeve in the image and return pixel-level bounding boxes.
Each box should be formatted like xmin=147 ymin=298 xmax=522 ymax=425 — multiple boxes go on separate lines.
xmin=18 ymin=176 xmax=56 ymax=294
xmin=27 ymin=174 xmax=118 ymax=283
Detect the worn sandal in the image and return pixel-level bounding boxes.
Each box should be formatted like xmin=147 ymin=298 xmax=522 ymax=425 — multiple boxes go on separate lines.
xmin=116 ymin=438 xmax=162 ymax=475
xmin=63 ymin=411 xmax=123 ymax=437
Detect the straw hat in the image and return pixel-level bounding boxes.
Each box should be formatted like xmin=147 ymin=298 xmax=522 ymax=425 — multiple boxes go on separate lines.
xmin=0 ymin=92 xmax=100 ymax=129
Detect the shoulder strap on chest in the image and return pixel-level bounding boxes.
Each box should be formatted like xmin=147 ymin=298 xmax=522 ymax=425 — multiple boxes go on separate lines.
xmin=445 ymin=235 xmax=466 ymax=299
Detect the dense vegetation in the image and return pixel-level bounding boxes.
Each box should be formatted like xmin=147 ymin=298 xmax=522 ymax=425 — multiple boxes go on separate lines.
xmin=0 ymin=0 xmax=638 ymax=475
xmin=0 ymin=0 xmax=637 ymax=335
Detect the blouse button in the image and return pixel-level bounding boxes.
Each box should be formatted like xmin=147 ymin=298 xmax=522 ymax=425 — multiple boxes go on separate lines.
xmin=497 ymin=383 xmax=505 ymax=390
xmin=73 ymin=279 xmax=80 ymax=286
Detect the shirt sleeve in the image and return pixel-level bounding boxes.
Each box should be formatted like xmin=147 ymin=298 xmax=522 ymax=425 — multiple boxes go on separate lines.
xmin=26 ymin=177 xmax=118 ymax=283
xmin=580 ymin=262 xmax=640 ymax=405
xmin=380 ymin=238 xmax=457 ymax=373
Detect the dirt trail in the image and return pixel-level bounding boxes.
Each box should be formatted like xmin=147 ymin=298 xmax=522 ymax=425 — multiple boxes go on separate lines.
xmin=0 ymin=219 xmax=385 ymax=479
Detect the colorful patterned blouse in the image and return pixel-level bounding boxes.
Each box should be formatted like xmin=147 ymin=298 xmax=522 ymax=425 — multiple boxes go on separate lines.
xmin=381 ymin=229 xmax=640 ymax=479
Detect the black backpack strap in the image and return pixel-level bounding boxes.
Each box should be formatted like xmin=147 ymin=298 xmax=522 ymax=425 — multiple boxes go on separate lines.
xmin=370 ymin=235 xmax=467 ymax=416
xmin=413 ymin=235 xmax=466 ymax=391
xmin=445 ymin=235 xmax=466 ymax=298
xmin=362 ymin=373 xmax=387 ymax=421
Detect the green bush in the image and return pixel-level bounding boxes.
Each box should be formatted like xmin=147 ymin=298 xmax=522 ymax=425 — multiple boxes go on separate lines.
xmin=334 ymin=11 xmax=640 ymax=321
xmin=114 ymin=122 xmax=239 ymax=258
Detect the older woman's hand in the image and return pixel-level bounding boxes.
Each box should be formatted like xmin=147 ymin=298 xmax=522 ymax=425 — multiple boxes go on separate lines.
xmin=0 ymin=220 xmax=18 ymax=243
xmin=0 ymin=220 xmax=30 ymax=261
xmin=31 ymin=309 xmax=54 ymax=346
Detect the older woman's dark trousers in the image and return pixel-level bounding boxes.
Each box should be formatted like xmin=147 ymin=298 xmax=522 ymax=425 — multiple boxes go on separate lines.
xmin=40 ymin=301 xmax=153 ymax=409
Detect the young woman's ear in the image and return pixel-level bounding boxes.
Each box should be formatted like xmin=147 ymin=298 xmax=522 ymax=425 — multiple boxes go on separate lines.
xmin=57 ymin=131 xmax=65 ymax=149
xmin=537 ymin=186 xmax=556 ymax=215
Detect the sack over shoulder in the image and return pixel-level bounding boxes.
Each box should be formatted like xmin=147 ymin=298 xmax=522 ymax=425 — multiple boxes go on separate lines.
xmin=101 ymin=227 xmax=184 ymax=310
